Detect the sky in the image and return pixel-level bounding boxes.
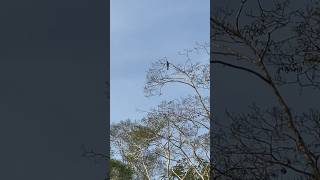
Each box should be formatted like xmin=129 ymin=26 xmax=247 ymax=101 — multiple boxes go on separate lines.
xmin=111 ymin=0 xmax=210 ymax=123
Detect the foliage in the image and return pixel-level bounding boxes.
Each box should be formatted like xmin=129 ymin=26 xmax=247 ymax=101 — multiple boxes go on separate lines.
xmin=110 ymin=159 xmax=133 ymax=180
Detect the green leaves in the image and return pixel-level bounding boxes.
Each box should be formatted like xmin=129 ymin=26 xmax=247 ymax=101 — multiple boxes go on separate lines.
xmin=110 ymin=159 xmax=133 ymax=180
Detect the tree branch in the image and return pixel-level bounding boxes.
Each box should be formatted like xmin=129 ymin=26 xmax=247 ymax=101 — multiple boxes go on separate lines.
xmin=211 ymin=60 xmax=271 ymax=84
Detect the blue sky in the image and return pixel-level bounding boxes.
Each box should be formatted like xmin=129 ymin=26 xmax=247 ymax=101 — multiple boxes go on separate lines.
xmin=111 ymin=0 xmax=209 ymax=123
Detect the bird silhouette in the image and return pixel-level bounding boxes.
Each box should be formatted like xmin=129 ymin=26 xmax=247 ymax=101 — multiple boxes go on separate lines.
xmin=166 ymin=61 xmax=169 ymax=70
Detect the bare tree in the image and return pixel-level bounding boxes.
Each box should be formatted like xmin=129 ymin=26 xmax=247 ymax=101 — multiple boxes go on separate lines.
xmin=111 ymin=45 xmax=210 ymax=179
xmin=211 ymin=0 xmax=320 ymax=179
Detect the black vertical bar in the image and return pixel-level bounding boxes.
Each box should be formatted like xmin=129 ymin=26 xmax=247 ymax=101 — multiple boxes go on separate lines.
xmin=106 ymin=0 xmax=110 ymax=179
xmin=106 ymin=1 xmax=110 ymax=179
xmin=210 ymin=0 xmax=214 ymax=178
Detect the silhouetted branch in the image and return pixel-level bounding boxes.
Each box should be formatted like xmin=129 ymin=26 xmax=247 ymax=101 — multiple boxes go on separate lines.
xmin=211 ymin=60 xmax=271 ymax=84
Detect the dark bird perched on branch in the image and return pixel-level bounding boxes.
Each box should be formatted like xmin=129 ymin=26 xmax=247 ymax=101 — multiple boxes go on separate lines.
xmin=166 ymin=60 xmax=169 ymax=70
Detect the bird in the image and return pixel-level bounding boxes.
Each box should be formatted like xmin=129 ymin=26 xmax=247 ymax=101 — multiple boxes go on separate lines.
xmin=166 ymin=60 xmax=169 ymax=70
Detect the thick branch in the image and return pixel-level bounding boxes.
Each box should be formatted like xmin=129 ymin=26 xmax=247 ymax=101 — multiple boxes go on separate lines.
xmin=211 ymin=60 xmax=271 ymax=84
